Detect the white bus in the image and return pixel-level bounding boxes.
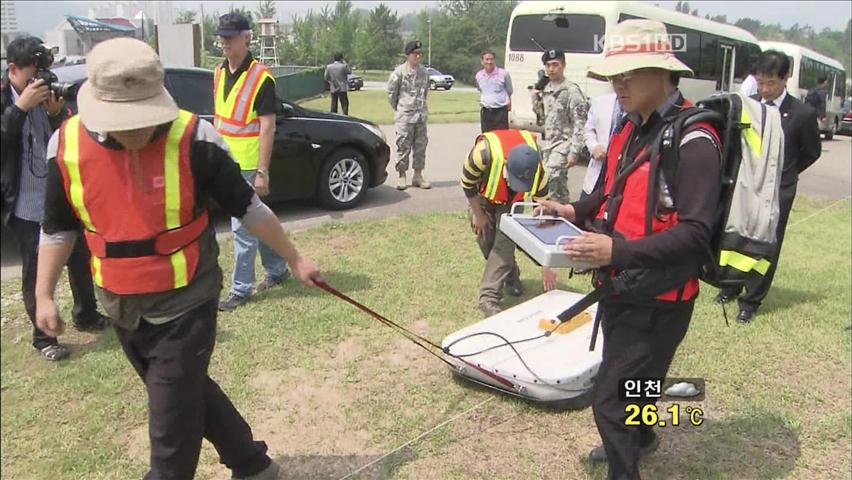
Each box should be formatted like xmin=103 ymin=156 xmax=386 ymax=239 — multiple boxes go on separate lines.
xmin=505 ymin=1 xmax=762 ymax=132
xmin=759 ymin=41 xmax=847 ymax=139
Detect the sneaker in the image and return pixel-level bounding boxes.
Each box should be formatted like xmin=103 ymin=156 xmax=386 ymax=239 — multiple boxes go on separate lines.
xmin=588 ymin=431 xmax=659 ymax=464
xmin=219 ymin=293 xmax=249 ymax=312
xmin=232 ymin=460 xmax=280 ymax=480
xmin=256 ymin=274 xmax=287 ymax=294
xmin=397 ymin=173 xmax=408 ymax=191
xmin=73 ymin=311 xmax=109 ymax=332
xmin=39 ymin=344 xmax=70 ymax=362
xmin=479 ymin=301 xmax=502 ymax=317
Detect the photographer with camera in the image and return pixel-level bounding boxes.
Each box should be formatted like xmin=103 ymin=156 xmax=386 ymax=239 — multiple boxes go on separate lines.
xmin=2 ymin=36 xmax=107 ymax=362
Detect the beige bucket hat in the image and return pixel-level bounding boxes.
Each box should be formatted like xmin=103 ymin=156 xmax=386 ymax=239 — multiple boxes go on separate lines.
xmin=588 ymin=19 xmax=693 ymax=80
xmin=77 ymin=37 xmax=178 ymax=132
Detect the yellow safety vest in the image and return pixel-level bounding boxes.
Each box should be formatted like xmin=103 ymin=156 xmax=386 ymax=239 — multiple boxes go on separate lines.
xmin=214 ymin=59 xmax=275 ymax=171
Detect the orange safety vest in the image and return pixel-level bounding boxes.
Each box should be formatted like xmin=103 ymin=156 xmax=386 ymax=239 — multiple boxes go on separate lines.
xmin=596 ymin=101 xmax=719 ymax=302
xmin=478 ymin=129 xmax=546 ymax=205
xmin=56 ymin=110 xmax=209 ymax=295
xmin=214 ymin=59 xmax=274 ymax=170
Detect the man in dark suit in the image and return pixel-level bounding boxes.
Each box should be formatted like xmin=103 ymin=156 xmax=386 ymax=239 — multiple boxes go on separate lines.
xmin=716 ymin=50 xmax=822 ymax=323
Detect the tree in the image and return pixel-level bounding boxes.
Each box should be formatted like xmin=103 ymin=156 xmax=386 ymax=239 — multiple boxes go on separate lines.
xmin=175 ymin=9 xmax=197 ymax=24
xmin=676 ymin=1 xmax=683 ymax=13
xmin=256 ymin=0 xmax=276 ymax=20
xmin=355 ymin=3 xmax=403 ymax=69
xmin=734 ymin=18 xmax=762 ymax=36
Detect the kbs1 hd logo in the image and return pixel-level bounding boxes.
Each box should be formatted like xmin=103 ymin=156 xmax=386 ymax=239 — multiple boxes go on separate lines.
xmin=593 ymin=33 xmax=688 ymax=53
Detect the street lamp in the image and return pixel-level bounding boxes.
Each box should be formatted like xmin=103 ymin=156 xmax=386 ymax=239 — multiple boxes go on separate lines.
xmin=427 ymin=18 xmax=431 ymax=67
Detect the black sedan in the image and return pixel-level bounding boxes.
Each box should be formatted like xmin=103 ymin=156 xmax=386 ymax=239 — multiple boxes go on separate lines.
xmin=53 ymin=65 xmax=389 ymax=210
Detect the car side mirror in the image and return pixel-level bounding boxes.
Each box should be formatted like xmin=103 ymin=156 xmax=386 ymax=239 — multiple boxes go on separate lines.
xmin=280 ymin=102 xmax=295 ymax=118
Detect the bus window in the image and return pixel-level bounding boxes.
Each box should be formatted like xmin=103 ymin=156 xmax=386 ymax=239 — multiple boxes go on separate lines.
xmin=509 ymin=14 xmax=606 ymax=53
xmin=699 ymin=33 xmax=718 ymax=80
xmin=665 ymin=24 xmax=701 ymax=73
xmin=734 ymin=43 xmax=760 ymax=80
xmin=836 ymin=72 xmax=847 ymax=97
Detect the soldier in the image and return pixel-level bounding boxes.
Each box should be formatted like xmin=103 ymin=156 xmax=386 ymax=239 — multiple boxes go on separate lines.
xmin=540 ymin=49 xmax=588 ymax=203
xmin=388 ymin=40 xmax=431 ymax=191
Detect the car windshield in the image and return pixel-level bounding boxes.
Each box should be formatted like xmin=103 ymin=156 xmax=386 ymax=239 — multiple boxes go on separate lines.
xmin=428 ymin=68 xmax=442 ymax=76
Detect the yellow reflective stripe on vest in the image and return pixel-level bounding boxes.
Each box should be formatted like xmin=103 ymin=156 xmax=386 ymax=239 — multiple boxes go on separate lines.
xmin=164 ymin=110 xmax=194 ymax=289
xmin=61 ymin=117 xmax=95 ymax=232
xmin=215 ymin=120 xmax=261 ymax=136
xmin=518 ymin=131 xmax=541 ymax=201
xmin=215 ymin=62 xmax=253 ymax=120
xmin=232 ymin=64 xmax=267 ymax=123
xmin=741 ymin=107 xmax=762 ymax=159
xmin=61 ymin=116 xmax=102 ymax=285
xmin=719 ymin=250 xmax=771 ymax=275
xmin=482 ymin=132 xmax=505 ymax=200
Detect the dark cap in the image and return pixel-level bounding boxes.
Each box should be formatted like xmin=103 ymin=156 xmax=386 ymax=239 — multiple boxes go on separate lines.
xmin=506 ymin=144 xmax=541 ymax=192
xmin=216 ymin=12 xmax=251 ymax=37
xmin=405 ymin=40 xmax=422 ymax=55
xmin=541 ymin=49 xmax=565 ymax=64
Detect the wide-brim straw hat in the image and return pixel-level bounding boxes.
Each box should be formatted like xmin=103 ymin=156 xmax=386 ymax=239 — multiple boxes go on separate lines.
xmin=588 ymin=19 xmax=693 ymax=81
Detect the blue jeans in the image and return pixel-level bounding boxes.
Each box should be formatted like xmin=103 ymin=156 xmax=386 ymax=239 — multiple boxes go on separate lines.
xmin=229 ymin=170 xmax=289 ymax=298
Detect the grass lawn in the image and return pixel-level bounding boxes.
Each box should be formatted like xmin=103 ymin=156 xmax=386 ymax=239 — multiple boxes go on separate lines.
xmin=1 ymin=196 xmax=850 ymax=480
xmin=356 ymin=70 xmax=394 ymax=82
xmin=299 ymin=89 xmax=481 ymax=125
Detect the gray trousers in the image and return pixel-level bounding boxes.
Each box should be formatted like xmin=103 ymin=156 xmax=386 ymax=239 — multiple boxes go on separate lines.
xmin=469 ymin=198 xmax=520 ymax=305
xmin=394 ymin=120 xmax=428 ymax=173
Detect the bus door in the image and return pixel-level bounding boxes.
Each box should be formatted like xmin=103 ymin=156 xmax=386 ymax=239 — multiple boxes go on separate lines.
xmin=717 ymin=43 xmax=735 ymax=92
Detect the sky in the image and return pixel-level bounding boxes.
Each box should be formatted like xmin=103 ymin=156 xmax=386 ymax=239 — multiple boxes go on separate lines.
xmin=10 ymin=1 xmax=852 ymax=39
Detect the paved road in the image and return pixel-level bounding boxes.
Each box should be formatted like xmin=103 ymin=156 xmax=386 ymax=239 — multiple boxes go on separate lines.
xmin=362 ymin=80 xmax=478 ymax=93
xmin=2 ymin=126 xmax=849 ymax=279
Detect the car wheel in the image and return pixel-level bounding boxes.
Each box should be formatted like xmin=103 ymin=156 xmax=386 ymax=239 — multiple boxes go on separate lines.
xmin=430 ymin=80 xmax=437 ymax=90
xmin=317 ymin=147 xmax=370 ymax=210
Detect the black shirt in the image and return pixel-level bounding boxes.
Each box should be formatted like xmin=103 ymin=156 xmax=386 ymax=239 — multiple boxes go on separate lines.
xmin=220 ymin=53 xmax=279 ymax=116
xmin=572 ymin=91 xmax=722 ymax=271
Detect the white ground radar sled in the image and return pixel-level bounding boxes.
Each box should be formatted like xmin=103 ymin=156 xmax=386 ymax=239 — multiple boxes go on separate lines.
xmin=442 ymin=289 xmax=603 ymax=409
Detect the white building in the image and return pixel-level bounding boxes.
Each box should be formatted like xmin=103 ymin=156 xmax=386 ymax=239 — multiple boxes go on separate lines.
xmin=1 ymin=0 xmax=18 ymax=53
xmin=45 ymin=19 xmax=84 ymax=57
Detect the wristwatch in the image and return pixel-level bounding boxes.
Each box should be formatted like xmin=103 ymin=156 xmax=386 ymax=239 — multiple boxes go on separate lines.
xmin=256 ymin=169 xmax=269 ymax=178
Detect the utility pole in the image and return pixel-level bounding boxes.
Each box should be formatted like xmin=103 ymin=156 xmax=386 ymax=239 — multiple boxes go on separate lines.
xmin=427 ymin=17 xmax=432 ymax=67
xmin=199 ymin=3 xmax=204 ymax=50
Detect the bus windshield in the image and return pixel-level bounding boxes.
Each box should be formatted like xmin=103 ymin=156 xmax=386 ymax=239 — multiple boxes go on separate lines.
xmin=509 ymin=14 xmax=606 ymax=53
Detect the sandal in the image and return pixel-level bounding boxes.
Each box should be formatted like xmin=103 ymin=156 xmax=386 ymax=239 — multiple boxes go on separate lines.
xmin=40 ymin=344 xmax=70 ymax=362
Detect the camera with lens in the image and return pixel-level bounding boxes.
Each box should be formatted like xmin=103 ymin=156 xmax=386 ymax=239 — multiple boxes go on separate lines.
xmin=30 ymin=43 xmax=78 ymax=100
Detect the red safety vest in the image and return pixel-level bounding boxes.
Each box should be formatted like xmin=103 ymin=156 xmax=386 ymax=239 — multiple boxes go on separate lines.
xmin=596 ymin=103 xmax=719 ymax=302
xmin=477 ymin=129 xmax=546 ymax=205
xmin=56 ymin=110 xmax=209 ymax=295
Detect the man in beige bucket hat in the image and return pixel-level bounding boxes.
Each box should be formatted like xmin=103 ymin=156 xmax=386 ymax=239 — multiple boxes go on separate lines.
xmin=35 ymin=37 xmax=322 ymax=479
xmin=536 ymin=20 xmax=723 ymax=479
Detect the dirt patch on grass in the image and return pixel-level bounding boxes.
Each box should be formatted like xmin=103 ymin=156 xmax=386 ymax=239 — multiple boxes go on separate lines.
xmin=249 ymin=367 xmax=376 ymax=456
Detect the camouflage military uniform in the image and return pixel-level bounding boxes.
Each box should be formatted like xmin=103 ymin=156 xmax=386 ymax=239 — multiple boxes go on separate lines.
xmin=388 ymin=63 xmax=430 ymax=173
xmin=541 ymin=79 xmax=588 ymax=202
